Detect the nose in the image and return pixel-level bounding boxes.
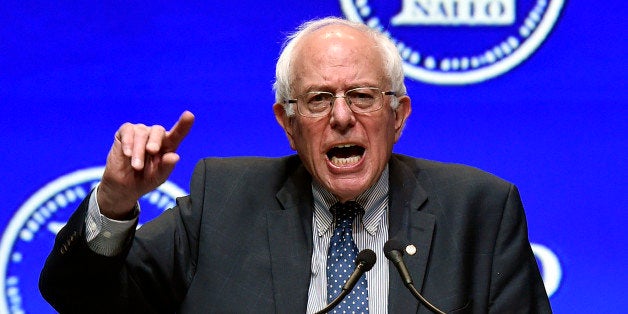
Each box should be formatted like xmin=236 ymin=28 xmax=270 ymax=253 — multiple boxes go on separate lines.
xmin=329 ymin=97 xmax=356 ymax=131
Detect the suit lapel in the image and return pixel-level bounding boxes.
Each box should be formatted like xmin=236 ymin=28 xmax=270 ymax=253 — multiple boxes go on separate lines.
xmin=388 ymin=156 xmax=437 ymax=313
xmin=268 ymin=164 xmax=313 ymax=313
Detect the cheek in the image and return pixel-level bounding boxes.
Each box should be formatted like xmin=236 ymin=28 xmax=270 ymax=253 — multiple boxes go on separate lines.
xmin=368 ymin=116 xmax=397 ymax=151
xmin=292 ymin=120 xmax=324 ymax=154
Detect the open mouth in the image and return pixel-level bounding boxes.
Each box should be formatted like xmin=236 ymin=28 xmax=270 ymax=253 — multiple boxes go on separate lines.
xmin=326 ymin=144 xmax=365 ymax=166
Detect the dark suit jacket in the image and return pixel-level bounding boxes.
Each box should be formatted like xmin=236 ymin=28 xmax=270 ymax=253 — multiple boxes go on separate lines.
xmin=40 ymin=154 xmax=551 ymax=313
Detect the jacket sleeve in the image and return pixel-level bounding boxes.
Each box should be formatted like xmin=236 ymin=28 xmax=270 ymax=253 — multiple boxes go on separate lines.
xmin=38 ymin=191 xmax=136 ymax=313
xmin=39 ymin=161 xmax=206 ymax=313
xmin=488 ymin=185 xmax=552 ymax=313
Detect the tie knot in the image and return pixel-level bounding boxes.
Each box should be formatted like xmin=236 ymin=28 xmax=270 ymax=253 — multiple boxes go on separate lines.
xmin=330 ymin=201 xmax=364 ymax=223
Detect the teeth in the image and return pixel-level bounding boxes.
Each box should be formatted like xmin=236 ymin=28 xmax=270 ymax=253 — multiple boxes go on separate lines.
xmin=331 ymin=155 xmax=361 ymax=166
xmin=335 ymin=144 xmax=354 ymax=148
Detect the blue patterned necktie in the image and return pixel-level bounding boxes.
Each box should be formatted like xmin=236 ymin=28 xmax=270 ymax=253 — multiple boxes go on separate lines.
xmin=327 ymin=201 xmax=369 ymax=313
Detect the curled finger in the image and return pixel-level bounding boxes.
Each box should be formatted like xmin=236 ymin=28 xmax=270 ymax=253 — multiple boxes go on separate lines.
xmin=131 ymin=124 xmax=149 ymax=170
xmin=116 ymin=123 xmax=136 ymax=157
xmin=146 ymin=125 xmax=167 ymax=154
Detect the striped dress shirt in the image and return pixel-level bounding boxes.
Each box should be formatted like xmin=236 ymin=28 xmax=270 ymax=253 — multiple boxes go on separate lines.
xmin=306 ymin=167 xmax=389 ymax=314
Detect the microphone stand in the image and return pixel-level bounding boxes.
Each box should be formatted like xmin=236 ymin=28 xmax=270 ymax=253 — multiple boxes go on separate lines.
xmin=405 ymin=282 xmax=445 ymax=314
xmin=316 ymin=249 xmax=376 ymax=314
xmin=315 ymin=290 xmax=350 ymax=314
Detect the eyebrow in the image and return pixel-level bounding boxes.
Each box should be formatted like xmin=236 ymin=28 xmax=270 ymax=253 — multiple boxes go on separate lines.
xmin=300 ymin=83 xmax=380 ymax=93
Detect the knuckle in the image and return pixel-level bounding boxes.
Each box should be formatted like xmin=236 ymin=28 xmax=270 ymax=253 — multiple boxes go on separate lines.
xmin=134 ymin=125 xmax=150 ymax=138
xmin=152 ymin=125 xmax=166 ymax=133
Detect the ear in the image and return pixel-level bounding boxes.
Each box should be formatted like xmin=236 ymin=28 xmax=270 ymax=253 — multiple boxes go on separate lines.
xmin=273 ymin=102 xmax=297 ymax=150
xmin=393 ymin=95 xmax=411 ymax=143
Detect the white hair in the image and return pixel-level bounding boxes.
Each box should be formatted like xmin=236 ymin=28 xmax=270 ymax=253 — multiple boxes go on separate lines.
xmin=273 ymin=17 xmax=406 ymax=117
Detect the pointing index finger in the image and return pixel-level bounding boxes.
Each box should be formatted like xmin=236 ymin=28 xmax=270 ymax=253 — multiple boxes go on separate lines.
xmin=164 ymin=110 xmax=195 ymax=152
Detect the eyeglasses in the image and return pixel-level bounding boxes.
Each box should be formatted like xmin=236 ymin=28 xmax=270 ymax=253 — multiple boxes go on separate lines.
xmin=286 ymin=87 xmax=396 ymax=118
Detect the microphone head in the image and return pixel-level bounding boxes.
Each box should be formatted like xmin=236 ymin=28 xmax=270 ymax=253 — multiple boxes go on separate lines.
xmin=384 ymin=239 xmax=406 ymax=258
xmin=356 ymin=249 xmax=377 ymax=272
xmin=384 ymin=239 xmax=417 ymax=258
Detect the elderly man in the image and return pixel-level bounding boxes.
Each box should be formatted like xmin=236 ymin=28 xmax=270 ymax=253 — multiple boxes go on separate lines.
xmin=40 ymin=17 xmax=551 ymax=313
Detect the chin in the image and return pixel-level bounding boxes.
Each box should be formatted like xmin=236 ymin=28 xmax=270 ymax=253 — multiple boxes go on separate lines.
xmin=327 ymin=178 xmax=371 ymax=202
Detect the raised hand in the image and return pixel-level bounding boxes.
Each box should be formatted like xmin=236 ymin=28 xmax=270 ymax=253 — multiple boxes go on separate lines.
xmin=97 ymin=111 xmax=195 ymax=219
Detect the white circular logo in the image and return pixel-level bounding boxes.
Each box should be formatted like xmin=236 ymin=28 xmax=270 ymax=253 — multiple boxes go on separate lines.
xmin=340 ymin=0 xmax=565 ymax=84
xmin=0 ymin=167 xmax=186 ymax=313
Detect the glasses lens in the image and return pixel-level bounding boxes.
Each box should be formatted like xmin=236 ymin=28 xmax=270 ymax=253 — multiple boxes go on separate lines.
xmin=347 ymin=88 xmax=381 ymax=112
xmin=300 ymin=92 xmax=333 ymax=116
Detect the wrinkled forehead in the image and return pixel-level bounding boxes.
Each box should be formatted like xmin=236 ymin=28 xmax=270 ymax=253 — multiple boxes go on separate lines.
xmin=291 ymin=25 xmax=387 ymax=82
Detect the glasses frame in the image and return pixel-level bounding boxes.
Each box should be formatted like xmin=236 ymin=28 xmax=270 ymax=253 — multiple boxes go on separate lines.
xmin=286 ymin=87 xmax=396 ymax=118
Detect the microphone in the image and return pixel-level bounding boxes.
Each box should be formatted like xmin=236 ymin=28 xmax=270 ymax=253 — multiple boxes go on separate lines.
xmin=315 ymin=249 xmax=376 ymax=314
xmin=384 ymin=239 xmax=445 ymax=314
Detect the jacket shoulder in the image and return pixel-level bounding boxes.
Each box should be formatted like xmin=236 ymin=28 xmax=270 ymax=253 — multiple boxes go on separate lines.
xmin=189 ymin=155 xmax=303 ymax=194
xmin=392 ymin=154 xmax=513 ymax=192
xmin=196 ymin=155 xmax=300 ymax=176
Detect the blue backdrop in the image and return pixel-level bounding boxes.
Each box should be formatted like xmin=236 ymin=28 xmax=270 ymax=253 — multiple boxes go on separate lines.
xmin=1 ymin=1 xmax=626 ymax=313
